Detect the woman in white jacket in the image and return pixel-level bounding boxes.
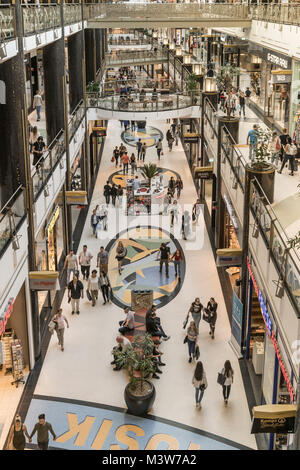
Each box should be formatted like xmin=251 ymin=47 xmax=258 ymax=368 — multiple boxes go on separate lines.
xmin=221 ymin=360 xmax=234 ymax=405
xmin=192 ymin=361 xmax=208 ymax=409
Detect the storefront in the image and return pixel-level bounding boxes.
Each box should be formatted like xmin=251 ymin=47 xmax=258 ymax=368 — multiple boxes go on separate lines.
xmin=247 ymin=45 xmax=292 ymax=130
xmin=89 ymin=120 xmax=106 ymax=183
xmin=245 ymin=257 xmax=297 ymax=450
xmin=289 ymin=59 xmax=300 ymax=153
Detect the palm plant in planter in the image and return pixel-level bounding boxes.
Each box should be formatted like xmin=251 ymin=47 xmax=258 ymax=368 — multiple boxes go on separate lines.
xmin=140 ymin=163 xmax=159 ymax=186
xmin=114 ymin=334 xmax=156 ymax=416
xmin=251 ymin=126 xmax=272 ymax=169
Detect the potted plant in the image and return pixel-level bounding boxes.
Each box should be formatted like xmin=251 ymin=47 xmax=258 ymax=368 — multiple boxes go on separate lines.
xmin=86 ymin=81 xmax=100 ymax=107
xmin=140 ymin=163 xmax=159 ymax=186
xmin=251 ymin=126 xmax=272 ymax=170
xmin=114 ymin=334 xmax=156 ymax=416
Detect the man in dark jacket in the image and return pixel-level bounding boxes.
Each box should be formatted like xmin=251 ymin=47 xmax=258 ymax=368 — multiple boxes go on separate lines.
xmin=29 ymin=414 xmax=56 ymax=450
xmin=146 ymin=306 xmax=170 ymax=341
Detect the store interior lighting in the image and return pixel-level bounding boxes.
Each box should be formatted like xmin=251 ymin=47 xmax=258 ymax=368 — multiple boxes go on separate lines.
xmin=204 ymin=77 xmax=217 ymax=92
xmin=183 ymin=54 xmax=191 ymax=64
xmin=193 ymin=64 xmax=203 ymax=75
xmin=176 ymin=47 xmax=182 ymax=56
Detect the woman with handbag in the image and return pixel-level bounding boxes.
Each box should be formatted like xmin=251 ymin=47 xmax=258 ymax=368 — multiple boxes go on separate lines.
xmin=115 ymin=240 xmax=127 ymax=275
xmin=221 ymin=360 xmax=234 ymax=405
xmin=192 ymin=361 xmax=208 ymax=409
xmin=188 ymin=298 xmax=203 ymax=330
xmin=186 ymin=321 xmax=198 ymax=363
xmin=99 ymin=270 xmax=111 ymax=305
xmin=207 ymin=297 xmax=218 ymax=339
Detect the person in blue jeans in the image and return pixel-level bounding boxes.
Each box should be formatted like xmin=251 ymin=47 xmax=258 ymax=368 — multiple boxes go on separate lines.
xmin=247 ymin=124 xmax=259 ymax=161
xmin=186 ymin=321 xmax=198 ymax=363
xmin=192 ymin=361 xmax=208 ymax=409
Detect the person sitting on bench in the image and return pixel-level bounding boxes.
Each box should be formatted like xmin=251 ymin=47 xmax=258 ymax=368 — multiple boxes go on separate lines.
xmin=119 ymin=307 xmax=135 ymax=335
xmin=146 ymin=306 xmax=170 ymax=341
xmin=111 ymin=335 xmax=132 ymax=371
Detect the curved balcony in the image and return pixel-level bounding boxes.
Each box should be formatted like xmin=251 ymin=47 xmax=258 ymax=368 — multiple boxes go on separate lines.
xmin=106 ymin=48 xmax=168 ymax=67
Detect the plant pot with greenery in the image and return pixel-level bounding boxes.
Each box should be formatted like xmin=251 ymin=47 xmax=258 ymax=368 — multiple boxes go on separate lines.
xmin=140 ymin=163 xmax=159 ymax=187
xmin=114 ymin=334 xmax=156 ymax=416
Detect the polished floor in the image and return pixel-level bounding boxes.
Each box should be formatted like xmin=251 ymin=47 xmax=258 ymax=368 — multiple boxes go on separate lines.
xmin=22 ymin=119 xmax=257 ymax=450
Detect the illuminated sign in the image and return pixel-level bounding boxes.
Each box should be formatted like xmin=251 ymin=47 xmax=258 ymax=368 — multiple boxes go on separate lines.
xmin=0 ymin=297 xmax=14 ymax=336
xmin=267 ymin=53 xmax=288 ymax=70
xmin=46 ymin=206 xmax=60 ymax=237
xmin=251 ymin=405 xmax=297 ymax=434
xmin=247 ymin=258 xmax=295 ymax=402
xmin=29 ymin=271 xmax=59 ymax=291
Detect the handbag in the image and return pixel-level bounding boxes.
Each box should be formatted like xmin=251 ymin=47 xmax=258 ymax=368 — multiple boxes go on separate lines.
xmin=202 ymin=308 xmax=211 ymax=323
xmin=111 ymin=156 xmax=115 ymax=162
xmin=217 ymin=372 xmax=226 ymax=386
xmin=195 ymin=345 xmax=200 ymax=360
xmin=161 ymin=152 xmax=164 ymax=156
xmin=192 ymin=212 xmax=196 ymax=222
xmin=183 ymin=313 xmax=189 ymax=329
xmin=86 ymin=289 xmax=92 ymax=302
xmin=183 ymin=335 xmax=188 ymax=344
xmin=48 ymin=320 xmax=57 ymax=335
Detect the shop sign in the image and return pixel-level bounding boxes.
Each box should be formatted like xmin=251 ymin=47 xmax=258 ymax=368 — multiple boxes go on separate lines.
xmin=194 ymin=165 xmax=213 ymax=180
xmin=92 ymin=127 xmax=107 ymax=137
xmin=0 ymin=297 xmax=14 ymax=336
xmin=263 ymin=50 xmax=291 ymax=70
xmin=251 ymin=405 xmax=297 ymax=434
xmin=230 ymin=291 xmax=243 ymax=353
xmin=46 ymin=205 xmax=60 ymax=237
xmin=29 ymin=271 xmax=59 ymax=291
xmin=271 ymin=74 xmax=292 ymax=84
xmin=57 ymin=191 xmax=88 ymax=206
xmin=216 ymin=248 xmax=242 ymax=267
xmin=247 ymin=258 xmax=295 ymax=402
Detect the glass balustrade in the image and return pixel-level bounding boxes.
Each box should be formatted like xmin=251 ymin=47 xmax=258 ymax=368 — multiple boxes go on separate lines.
xmin=106 ymin=48 xmax=168 ymax=65
xmin=63 ymin=4 xmax=82 ymax=26
xmin=68 ymin=100 xmax=84 ymax=141
xmin=22 ymin=4 xmax=61 ymax=36
xmin=0 ymin=6 xmax=15 ymax=39
xmin=0 ymin=187 xmax=25 ymax=258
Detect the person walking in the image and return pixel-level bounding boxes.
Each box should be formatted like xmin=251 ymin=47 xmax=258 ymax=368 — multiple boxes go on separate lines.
xmin=176 ymin=176 xmax=183 ymax=198
xmin=245 ymin=86 xmax=251 ymax=106
xmin=33 ymin=90 xmax=43 ymax=121
xmin=206 ymin=297 xmax=218 ymax=339
xmin=29 ymin=125 xmax=39 ymax=154
xmin=167 ymin=129 xmax=174 ymax=151
xmin=278 ymin=137 xmax=297 ymax=176
xmin=246 ymin=124 xmax=259 ymax=161
xmin=192 ymin=361 xmax=208 ymax=409
xmin=78 ymin=245 xmax=93 ymax=281
xmin=171 ymin=248 xmax=183 ymax=280
xmin=268 ymin=131 xmax=281 ymax=167
xmin=279 ymin=128 xmax=289 ymax=162
xmin=141 ymin=143 xmax=147 ymax=162
xmin=99 ymin=270 xmax=111 ymax=304
xmin=90 ymin=209 xmax=100 ymax=237
xmin=157 ymin=242 xmax=170 ymax=278
xmin=63 ymin=249 xmax=78 ymax=285
xmin=192 ymin=199 xmax=202 ymax=224
xmin=110 ymin=183 xmax=118 ymax=206
xmin=239 ymin=91 xmax=246 ymax=118
xmin=29 ymin=414 xmax=56 ymax=450
xmin=52 ymin=308 xmax=69 ymax=351
xmin=68 ymin=273 xmax=84 ymax=315
xmin=7 ymin=415 xmax=31 ymax=450
xmin=220 ymin=360 xmax=234 ymax=405
xmin=186 ymin=321 xmax=198 ymax=363
xmin=32 ymin=136 xmax=46 ymax=167
xmin=117 ymin=184 xmax=123 ymax=205
xmin=168 ymin=176 xmax=176 ymax=197
xmin=119 ymin=307 xmax=135 ymax=335
xmin=156 ymin=138 xmax=163 ymax=160
xmin=87 ymin=270 xmax=99 ymax=307
xmin=103 ymin=180 xmax=112 ymax=205
xmin=182 ymin=210 xmax=191 ymax=240
xmin=122 ymin=151 xmax=129 ymax=174
xmin=130 ymin=153 xmax=136 ymax=175
xmin=115 ymin=240 xmax=127 ymax=275
xmin=136 ymin=138 xmax=142 ymax=160
xmin=113 ymin=146 xmax=120 ymax=168
xmin=188 ymin=297 xmax=203 ymax=330
xmin=97 ymin=246 xmax=109 ymax=274
xmin=169 ymin=199 xmax=178 ymax=227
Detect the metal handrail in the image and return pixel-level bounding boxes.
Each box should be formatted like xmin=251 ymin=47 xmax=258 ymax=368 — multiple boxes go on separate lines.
xmin=0 ymin=5 xmax=15 ymax=41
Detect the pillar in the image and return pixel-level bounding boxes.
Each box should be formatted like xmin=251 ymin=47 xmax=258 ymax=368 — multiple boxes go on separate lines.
xmin=43 ymin=38 xmax=65 ymax=143
xmin=95 ymin=29 xmax=101 ymax=72
xmin=217 ymin=115 xmax=240 ymax=143
xmin=85 ymin=29 xmax=96 ymax=84
xmin=68 ymin=32 xmax=84 ymax=113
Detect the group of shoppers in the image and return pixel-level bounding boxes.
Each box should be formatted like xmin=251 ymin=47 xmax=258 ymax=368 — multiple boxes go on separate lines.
xmin=156 ymin=242 xmax=184 ymax=281
xmin=7 ymin=414 xmax=56 ymax=450
xmin=219 ymin=87 xmax=247 ymax=118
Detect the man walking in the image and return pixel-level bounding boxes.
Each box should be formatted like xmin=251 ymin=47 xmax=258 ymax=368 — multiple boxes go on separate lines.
xmin=157 ymin=242 xmax=171 ymax=278
xmin=156 ymin=138 xmax=163 ymax=160
xmin=247 ymin=124 xmax=259 ymax=162
xmin=33 ymin=90 xmax=43 ymax=121
xmin=122 ymin=151 xmax=129 ymax=174
xmin=136 ymin=138 xmax=142 ymax=160
xmin=52 ymin=308 xmax=69 ymax=351
xmin=97 ymin=246 xmax=109 ymax=274
xmin=78 ymin=245 xmax=93 ymax=281
xmin=141 ymin=143 xmax=147 ymax=162
xmin=63 ymin=249 xmax=78 ymax=284
xmin=29 ymin=414 xmax=56 ymax=450
xmin=68 ymin=273 xmax=84 ymax=315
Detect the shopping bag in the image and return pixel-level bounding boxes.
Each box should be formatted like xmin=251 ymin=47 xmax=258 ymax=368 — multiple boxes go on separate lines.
xmin=48 ymin=320 xmax=56 ymax=335
xmin=194 ymin=345 xmax=200 ymax=360
xmin=111 ymin=156 xmax=115 ymax=162
xmin=183 ymin=313 xmax=189 ymax=329
xmin=217 ymin=372 xmax=226 ymax=386
xmin=202 ymin=308 xmax=211 ymax=323
xmin=183 ymin=335 xmax=188 ymax=344
xmin=86 ymin=289 xmax=92 ymax=302
xmin=161 ymin=152 xmax=164 ymax=156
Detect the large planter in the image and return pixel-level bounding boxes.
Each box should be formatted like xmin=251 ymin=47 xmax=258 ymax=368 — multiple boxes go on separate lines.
xmin=246 ymin=162 xmax=275 ymax=203
xmin=217 ymin=115 xmax=240 ymax=143
xmin=124 ymin=379 xmax=156 ymax=416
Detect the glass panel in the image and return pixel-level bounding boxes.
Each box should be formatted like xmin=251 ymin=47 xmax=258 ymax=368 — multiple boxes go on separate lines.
xmin=0 ymin=189 xmax=25 ymax=256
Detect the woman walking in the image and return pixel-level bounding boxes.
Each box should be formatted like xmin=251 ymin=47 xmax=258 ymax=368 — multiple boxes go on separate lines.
xmin=192 ymin=361 xmax=208 ymax=409
xmin=206 ymin=297 xmax=217 ymax=339
xmin=186 ymin=321 xmax=198 ymax=363
xmin=115 ymin=240 xmax=127 ymax=275
xmin=7 ymin=415 xmax=31 ymax=450
xmin=169 ymin=199 xmax=178 ymax=227
xmin=268 ymin=131 xmax=280 ymax=167
xmin=189 ymin=297 xmax=203 ymax=330
xmin=130 ymin=153 xmax=136 ymax=175
xmin=171 ymin=248 xmax=183 ymax=280
xmin=117 ymin=184 xmax=123 ymax=205
xmin=99 ymin=270 xmax=111 ymax=304
xmin=113 ymin=146 xmax=120 ymax=168
xmin=176 ymin=176 xmax=183 ymax=199
xmin=87 ymin=270 xmax=99 ymax=306
xmin=52 ymin=308 xmax=69 ymax=351
xmin=156 ymin=138 xmax=163 ymax=160
xmin=221 ymin=360 xmax=234 ymax=405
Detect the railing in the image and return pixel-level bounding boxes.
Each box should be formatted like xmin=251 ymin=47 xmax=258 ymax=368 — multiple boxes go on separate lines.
xmin=68 ymin=100 xmax=85 ymax=142
xmin=106 ymin=48 xmax=168 ymax=66
xmin=100 ymin=77 xmax=186 ymax=93
xmin=0 ymin=5 xmax=15 ymax=40
xmin=221 ymin=126 xmax=247 ymax=191
xmin=84 ymin=2 xmax=251 ymax=22
xmin=63 ymin=3 xmax=82 ymax=26
xmin=251 ymin=3 xmax=300 ymax=26
xmin=87 ymin=90 xmax=200 ymax=112
xmin=32 ymin=130 xmax=65 ymax=201
xmin=0 ymin=187 xmax=26 ymax=259
xmin=250 ymin=179 xmax=300 ymax=315
xmin=22 ymin=4 xmax=61 ymax=36
xmin=108 ymin=38 xmax=152 ymax=47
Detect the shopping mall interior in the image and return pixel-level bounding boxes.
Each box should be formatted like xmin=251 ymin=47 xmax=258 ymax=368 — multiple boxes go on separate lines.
xmin=0 ymin=0 xmax=300 ymax=453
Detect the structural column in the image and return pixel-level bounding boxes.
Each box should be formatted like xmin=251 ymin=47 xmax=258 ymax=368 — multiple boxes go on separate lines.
xmin=68 ymin=32 xmax=84 ymax=113
xmin=43 ymin=38 xmax=65 ymax=143
xmin=85 ymin=29 xmax=96 ymax=84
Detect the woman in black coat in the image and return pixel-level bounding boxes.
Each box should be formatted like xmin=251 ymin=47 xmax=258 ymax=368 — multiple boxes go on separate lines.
xmin=207 ymin=297 xmax=217 ymax=339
